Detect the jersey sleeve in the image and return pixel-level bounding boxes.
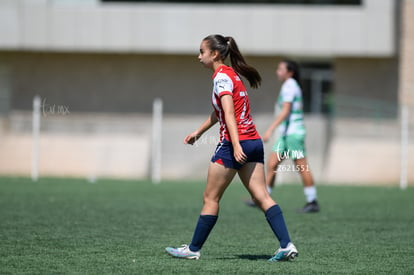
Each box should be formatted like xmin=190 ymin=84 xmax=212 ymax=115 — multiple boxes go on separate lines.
xmin=280 ymin=79 xmax=298 ymax=103
xmin=214 ymin=73 xmax=233 ymax=97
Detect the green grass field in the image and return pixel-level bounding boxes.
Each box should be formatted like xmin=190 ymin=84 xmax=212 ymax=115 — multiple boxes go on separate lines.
xmin=1 ymin=177 xmax=413 ymax=274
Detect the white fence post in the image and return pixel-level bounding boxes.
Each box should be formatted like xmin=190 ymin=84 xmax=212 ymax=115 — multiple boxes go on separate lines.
xmin=32 ymin=95 xmax=41 ymax=182
xmin=151 ymin=98 xmax=163 ymax=184
xmin=400 ymin=105 xmax=409 ymax=190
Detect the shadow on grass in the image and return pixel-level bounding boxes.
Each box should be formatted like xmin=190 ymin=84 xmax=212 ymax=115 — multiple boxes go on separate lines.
xmin=214 ymin=255 xmax=269 ymax=261
xmin=236 ymin=254 xmax=270 ymax=261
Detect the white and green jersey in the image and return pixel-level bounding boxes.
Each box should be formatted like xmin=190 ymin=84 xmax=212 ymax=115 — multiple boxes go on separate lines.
xmin=276 ymin=78 xmax=306 ymax=136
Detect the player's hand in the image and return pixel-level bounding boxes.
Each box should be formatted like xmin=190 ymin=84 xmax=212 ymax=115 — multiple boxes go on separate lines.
xmin=233 ymin=143 xmax=247 ymax=164
xmin=262 ymin=130 xmax=272 ymax=143
xmin=184 ymin=131 xmax=200 ymax=145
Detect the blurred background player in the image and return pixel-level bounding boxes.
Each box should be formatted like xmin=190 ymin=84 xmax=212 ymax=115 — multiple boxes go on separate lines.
xmin=165 ymin=35 xmax=298 ymax=262
xmin=246 ymin=59 xmax=320 ymax=213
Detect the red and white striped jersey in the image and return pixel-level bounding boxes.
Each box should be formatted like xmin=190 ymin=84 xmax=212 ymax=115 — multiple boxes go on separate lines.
xmin=211 ymin=65 xmax=260 ymax=142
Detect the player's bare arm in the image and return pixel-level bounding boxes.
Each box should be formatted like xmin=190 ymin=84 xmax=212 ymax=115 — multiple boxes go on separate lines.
xmin=262 ymin=102 xmax=292 ymax=142
xmin=220 ymin=94 xmax=247 ymax=164
xmin=184 ymin=111 xmax=218 ymax=145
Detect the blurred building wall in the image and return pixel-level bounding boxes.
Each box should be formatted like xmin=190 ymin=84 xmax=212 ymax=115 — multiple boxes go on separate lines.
xmin=335 ymin=57 xmax=399 ymax=109
xmin=0 ymin=52 xmax=283 ymax=114
xmin=0 ymin=0 xmax=395 ymax=56
xmin=0 ymin=0 xmax=412 ymax=185
xmin=0 ymin=52 xmax=400 ymax=114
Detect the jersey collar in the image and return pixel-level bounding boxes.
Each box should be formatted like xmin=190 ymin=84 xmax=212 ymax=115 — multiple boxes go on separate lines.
xmin=212 ymin=64 xmax=229 ymax=79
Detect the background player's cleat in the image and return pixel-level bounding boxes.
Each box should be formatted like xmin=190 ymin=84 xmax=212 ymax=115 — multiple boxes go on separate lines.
xmin=268 ymin=242 xmax=298 ymax=262
xmin=297 ymin=200 xmax=320 ymax=213
xmin=165 ymin=244 xmax=200 ymax=260
xmin=244 ymin=199 xmax=257 ymax=207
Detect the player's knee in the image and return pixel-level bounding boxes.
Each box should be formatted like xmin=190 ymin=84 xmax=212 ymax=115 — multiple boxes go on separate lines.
xmin=252 ymin=192 xmax=272 ymax=207
xmin=203 ymin=193 xmax=220 ymax=206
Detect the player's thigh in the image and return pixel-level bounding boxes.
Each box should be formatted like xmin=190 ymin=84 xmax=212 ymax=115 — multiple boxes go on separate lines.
xmin=238 ymin=162 xmax=266 ymax=197
xmin=238 ymin=162 xmax=274 ymax=209
xmin=204 ymin=162 xmax=237 ymax=201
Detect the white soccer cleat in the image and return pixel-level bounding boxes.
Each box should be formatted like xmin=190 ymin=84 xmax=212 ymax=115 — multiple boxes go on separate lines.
xmin=268 ymin=242 xmax=298 ymax=262
xmin=165 ymin=244 xmax=201 ymax=260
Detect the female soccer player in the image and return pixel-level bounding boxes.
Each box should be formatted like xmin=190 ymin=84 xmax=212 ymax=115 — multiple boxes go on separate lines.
xmin=165 ymin=35 xmax=298 ymax=262
xmin=261 ymin=59 xmax=319 ymax=213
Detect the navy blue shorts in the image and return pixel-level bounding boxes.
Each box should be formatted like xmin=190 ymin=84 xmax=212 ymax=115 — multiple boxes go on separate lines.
xmin=211 ymin=139 xmax=264 ymax=170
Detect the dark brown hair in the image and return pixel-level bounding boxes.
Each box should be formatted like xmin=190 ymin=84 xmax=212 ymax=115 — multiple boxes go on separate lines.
xmin=203 ymin=34 xmax=262 ymax=89
xmin=281 ymin=59 xmax=302 ymax=88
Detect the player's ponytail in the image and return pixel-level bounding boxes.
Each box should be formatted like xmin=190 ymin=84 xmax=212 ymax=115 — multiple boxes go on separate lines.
xmin=203 ymin=34 xmax=262 ymax=89
xmin=282 ymin=59 xmax=302 ymax=88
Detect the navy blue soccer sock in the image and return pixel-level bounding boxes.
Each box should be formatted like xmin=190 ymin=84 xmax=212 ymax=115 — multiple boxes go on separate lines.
xmin=265 ymin=204 xmax=291 ymax=248
xmin=189 ymin=215 xmax=218 ymax=252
